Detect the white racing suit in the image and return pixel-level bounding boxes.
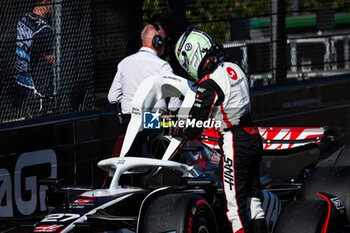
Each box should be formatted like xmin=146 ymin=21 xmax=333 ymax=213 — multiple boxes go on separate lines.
xmin=175 ymin=61 xmax=267 ymax=233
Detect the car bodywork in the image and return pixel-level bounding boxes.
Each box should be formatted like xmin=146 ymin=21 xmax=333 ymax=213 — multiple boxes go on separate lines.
xmin=27 ymin=139 xmax=282 ymax=233
xmin=3 ymin=74 xmax=349 ymax=233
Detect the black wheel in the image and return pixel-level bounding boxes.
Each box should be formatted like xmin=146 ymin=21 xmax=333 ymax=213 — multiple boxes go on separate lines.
xmin=300 ymin=166 xmax=350 ymax=222
xmin=191 ymin=215 xmax=210 ymax=233
xmin=274 ymin=200 xmax=328 ymax=233
xmin=140 ymin=193 xmax=218 ymax=233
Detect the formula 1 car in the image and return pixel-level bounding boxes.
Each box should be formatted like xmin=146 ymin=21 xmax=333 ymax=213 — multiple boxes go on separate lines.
xmin=150 ymin=126 xmax=350 ymax=233
xmin=17 ymin=131 xmax=350 ymax=233
xmin=4 ymin=74 xmax=350 ymax=233
xmin=21 ymin=139 xmax=282 ymax=233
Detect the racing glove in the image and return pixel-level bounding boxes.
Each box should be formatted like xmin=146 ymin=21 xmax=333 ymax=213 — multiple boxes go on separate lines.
xmin=172 ymin=126 xmax=188 ymax=139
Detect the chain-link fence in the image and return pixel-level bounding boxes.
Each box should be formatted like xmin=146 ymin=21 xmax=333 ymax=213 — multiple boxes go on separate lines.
xmin=1 ymin=0 xmax=350 ymax=123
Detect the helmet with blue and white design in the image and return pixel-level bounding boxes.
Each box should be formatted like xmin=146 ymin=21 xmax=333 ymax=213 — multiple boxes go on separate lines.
xmin=174 ymin=27 xmax=214 ymax=80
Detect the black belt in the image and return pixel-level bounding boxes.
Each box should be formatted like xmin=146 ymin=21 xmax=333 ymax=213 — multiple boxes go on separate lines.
xmin=223 ymin=113 xmax=253 ymax=132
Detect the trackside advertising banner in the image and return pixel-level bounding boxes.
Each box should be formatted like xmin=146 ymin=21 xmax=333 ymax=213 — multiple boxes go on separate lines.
xmin=0 ymin=150 xmax=57 ymax=217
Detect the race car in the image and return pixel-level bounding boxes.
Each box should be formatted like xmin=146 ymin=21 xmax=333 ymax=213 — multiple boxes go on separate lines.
xmin=21 ymin=138 xmax=282 ymax=233
xmin=3 ymin=74 xmax=349 ymax=233
xmin=14 ymin=133 xmax=349 ymax=233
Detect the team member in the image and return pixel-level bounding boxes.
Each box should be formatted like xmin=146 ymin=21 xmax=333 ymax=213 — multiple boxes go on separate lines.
xmin=108 ymin=22 xmax=181 ymax=157
xmin=15 ymin=0 xmax=55 ymax=118
xmin=173 ymin=27 xmax=267 ymax=233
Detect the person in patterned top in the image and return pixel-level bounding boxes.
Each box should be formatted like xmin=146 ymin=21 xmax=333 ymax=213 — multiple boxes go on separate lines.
xmin=15 ymin=0 xmax=55 ymax=118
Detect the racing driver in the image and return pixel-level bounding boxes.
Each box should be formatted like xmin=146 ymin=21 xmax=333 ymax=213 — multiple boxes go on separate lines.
xmin=172 ymin=27 xmax=267 ymax=233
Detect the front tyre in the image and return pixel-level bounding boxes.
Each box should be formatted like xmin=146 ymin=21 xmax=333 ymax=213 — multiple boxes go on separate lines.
xmin=189 ymin=208 xmax=211 ymax=233
xmin=140 ymin=193 xmax=218 ymax=233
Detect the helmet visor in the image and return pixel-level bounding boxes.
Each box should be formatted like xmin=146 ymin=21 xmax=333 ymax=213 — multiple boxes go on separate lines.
xmin=180 ymin=51 xmax=190 ymax=73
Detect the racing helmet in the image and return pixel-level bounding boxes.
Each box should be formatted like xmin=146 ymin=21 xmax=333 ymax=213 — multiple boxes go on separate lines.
xmin=174 ymin=27 xmax=214 ymax=80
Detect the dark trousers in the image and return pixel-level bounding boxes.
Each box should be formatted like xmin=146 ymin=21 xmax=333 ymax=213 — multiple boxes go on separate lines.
xmin=122 ymin=114 xmax=160 ymax=157
xmin=15 ymin=85 xmax=54 ymax=119
xmin=220 ymin=127 xmax=266 ymax=233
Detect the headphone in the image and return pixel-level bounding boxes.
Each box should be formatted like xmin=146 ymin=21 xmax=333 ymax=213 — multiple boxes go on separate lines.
xmin=151 ymin=23 xmax=164 ymax=50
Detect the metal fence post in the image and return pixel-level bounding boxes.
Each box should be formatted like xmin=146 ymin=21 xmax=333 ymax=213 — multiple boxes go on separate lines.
xmin=270 ymin=0 xmax=287 ymax=84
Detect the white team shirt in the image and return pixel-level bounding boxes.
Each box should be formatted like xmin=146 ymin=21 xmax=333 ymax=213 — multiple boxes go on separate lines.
xmin=108 ymin=47 xmax=181 ymax=114
xmin=210 ymin=62 xmax=251 ymax=130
